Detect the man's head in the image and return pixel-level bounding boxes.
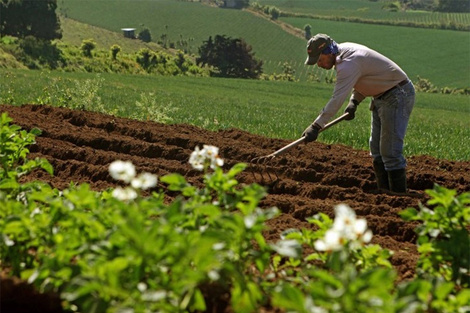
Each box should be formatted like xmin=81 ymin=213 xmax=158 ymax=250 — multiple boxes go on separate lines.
xmin=305 ymin=33 xmax=337 ymax=67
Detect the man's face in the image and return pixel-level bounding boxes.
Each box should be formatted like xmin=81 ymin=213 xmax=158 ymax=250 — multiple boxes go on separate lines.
xmin=317 ymin=53 xmax=335 ymax=70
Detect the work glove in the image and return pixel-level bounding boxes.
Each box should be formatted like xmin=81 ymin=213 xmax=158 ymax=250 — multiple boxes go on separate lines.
xmin=344 ymin=99 xmax=359 ymax=120
xmin=302 ymin=123 xmax=321 ymax=143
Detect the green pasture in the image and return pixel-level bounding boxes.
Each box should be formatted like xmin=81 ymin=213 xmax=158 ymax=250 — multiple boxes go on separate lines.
xmin=59 ymin=0 xmax=305 ymax=76
xmin=281 ymin=17 xmax=470 ymax=89
xmin=58 ymin=0 xmax=470 ymax=89
xmin=259 ymin=0 xmax=470 ymax=25
xmin=1 ymin=69 xmax=469 ymax=161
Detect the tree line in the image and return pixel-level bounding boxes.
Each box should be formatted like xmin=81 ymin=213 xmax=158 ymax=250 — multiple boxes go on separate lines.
xmin=0 ymin=0 xmax=62 ymax=40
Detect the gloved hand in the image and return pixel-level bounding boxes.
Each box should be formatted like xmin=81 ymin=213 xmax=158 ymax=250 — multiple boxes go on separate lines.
xmin=302 ymin=123 xmax=321 ymax=142
xmin=344 ymin=99 xmax=359 ymax=120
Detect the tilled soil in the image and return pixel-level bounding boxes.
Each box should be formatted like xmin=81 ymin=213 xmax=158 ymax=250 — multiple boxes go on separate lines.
xmin=1 ymin=104 xmax=469 ymax=312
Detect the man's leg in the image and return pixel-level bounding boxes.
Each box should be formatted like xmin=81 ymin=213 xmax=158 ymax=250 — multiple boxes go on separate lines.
xmin=373 ymin=156 xmax=390 ymax=190
xmin=377 ymin=83 xmax=415 ymax=193
xmin=370 ymin=102 xmax=389 ymax=190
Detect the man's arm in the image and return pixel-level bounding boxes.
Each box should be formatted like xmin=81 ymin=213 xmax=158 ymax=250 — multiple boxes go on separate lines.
xmin=313 ymin=63 xmax=361 ymax=128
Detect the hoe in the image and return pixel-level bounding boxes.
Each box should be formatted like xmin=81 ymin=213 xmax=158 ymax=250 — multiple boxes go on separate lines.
xmin=251 ymin=113 xmax=350 ymax=184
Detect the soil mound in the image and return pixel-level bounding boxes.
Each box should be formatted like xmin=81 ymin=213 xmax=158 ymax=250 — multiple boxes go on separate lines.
xmin=2 ymin=104 xmax=469 ymax=310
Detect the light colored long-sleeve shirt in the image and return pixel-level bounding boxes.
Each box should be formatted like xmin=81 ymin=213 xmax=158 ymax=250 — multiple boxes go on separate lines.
xmin=313 ymin=42 xmax=408 ymax=128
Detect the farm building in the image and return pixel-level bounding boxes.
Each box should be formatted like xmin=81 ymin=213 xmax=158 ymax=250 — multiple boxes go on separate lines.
xmin=121 ymin=28 xmax=136 ymax=39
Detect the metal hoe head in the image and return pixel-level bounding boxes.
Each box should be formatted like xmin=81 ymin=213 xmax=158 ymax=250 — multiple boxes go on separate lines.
xmin=250 ymin=153 xmax=280 ymax=184
xmin=250 ymin=136 xmax=305 ymax=184
xmin=250 ymin=112 xmax=350 ymax=185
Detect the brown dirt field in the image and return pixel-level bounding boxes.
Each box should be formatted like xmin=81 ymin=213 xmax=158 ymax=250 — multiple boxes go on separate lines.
xmin=1 ymin=104 xmax=470 ymax=312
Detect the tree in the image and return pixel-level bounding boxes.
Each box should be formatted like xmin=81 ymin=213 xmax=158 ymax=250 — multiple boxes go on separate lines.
xmin=110 ymin=44 xmax=121 ymax=60
xmin=269 ymin=6 xmax=280 ymax=20
xmin=81 ymin=39 xmax=96 ymax=58
xmin=436 ymin=0 xmax=469 ymax=12
xmin=138 ymin=28 xmax=152 ymax=43
xmin=136 ymin=48 xmax=154 ymax=71
xmin=197 ymin=35 xmax=263 ymax=79
xmin=222 ymin=0 xmax=249 ymax=9
xmin=0 ymin=0 xmax=62 ymax=40
xmin=304 ymin=24 xmax=312 ymax=40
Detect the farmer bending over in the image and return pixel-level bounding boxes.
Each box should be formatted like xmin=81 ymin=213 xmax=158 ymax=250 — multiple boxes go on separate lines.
xmin=302 ymin=33 xmax=415 ymax=193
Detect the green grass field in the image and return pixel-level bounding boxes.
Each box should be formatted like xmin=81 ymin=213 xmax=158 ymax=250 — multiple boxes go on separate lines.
xmin=59 ymin=0 xmax=306 ymax=77
xmin=58 ymin=0 xmax=470 ymax=88
xmin=1 ymin=69 xmax=469 ymax=161
xmin=259 ymin=0 xmax=470 ymax=24
xmin=281 ymin=17 xmax=470 ymax=88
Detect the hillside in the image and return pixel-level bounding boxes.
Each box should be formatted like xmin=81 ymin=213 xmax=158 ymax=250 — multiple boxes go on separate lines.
xmin=0 ymin=47 xmax=26 ymax=69
xmin=57 ymin=0 xmax=470 ymax=88
xmin=59 ymin=17 xmax=166 ymax=54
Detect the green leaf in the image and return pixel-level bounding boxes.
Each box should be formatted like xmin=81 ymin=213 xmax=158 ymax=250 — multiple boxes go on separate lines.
xmin=226 ymin=163 xmax=247 ymax=177
xmin=272 ymin=284 xmax=306 ymax=312
xmin=36 ymin=157 xmax=54 ymax=175
xmin=30 ymin=127 xmax=42 ymax=136
xmin=434 ymin=281 xmax=455 ymax=300
xmin=0 ymin=178 xmax=20 ymax=190
xmin=189 ymin=288 xmax=207 ymax=311
xmin=455 ymin=289 xmax=470 ymax=307
xmin=399 ymin=207 xmax=419 ymax=221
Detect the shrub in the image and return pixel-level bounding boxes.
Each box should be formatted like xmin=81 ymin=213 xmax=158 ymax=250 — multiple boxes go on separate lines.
xmin=138 ymin=28 xmax=152 ymax=43
xmin=80 ymin=39 xmax=96 ymax=58
xmin=400 ymin=185 xmax=470 ymax=287
xmin=197 ymin=35 xmax=263 ymax=79
xmin=110 ymin=44 xmax=121 ymax=60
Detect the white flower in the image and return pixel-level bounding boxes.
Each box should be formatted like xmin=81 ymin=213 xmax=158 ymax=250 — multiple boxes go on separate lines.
xmin=30 ymin=207 xmax=42 ymax=218
xmin=332 ymin=204 xmax=357 ymax=234
xmin=189 ymin=145 xmax=224 ymax=171
xmin=131 ymin=172 xmax=158 ymax=190
xmin=189 ymin=146 xmax=205 ymax=171
xmin=212 ymin=242 xmax=226 ymax=250
xmin=315 ymin=204 xmax=373 ymax=251
xmin=203 ymin=145 xmax=224 ymax=169
xmin=137 ymin=282 xmax=147 ymax=292
xmin=3 ymin=235 xmax=15 ymax=247
xmin=109 ymin=160 xmax=136 ymax=183
xmin=362 ymin=229 xmax=373 ymax=243
xmin=244 ymin=214 xmax=257 ymax=229
xmin=332 ymin=204 xmax=371 ymax=243
xmin=271 ymin=239 xmax=302 ymax=258
xmin=208 ymin=270 xmax=220 ymax=281
xmin=141 ymin=290 xmax=167 ymax=302
xmin=314 ymin=229 xmax=343 ymax=252
xmin=112 ymin=186 xmax=138 ymax=201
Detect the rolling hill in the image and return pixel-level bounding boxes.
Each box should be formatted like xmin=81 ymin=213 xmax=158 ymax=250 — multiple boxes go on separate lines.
xmin=57 ymin=0 xmax=470 ymax=88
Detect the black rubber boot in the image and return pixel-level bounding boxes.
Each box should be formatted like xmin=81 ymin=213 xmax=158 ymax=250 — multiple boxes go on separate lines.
xmin=388 ymin=168 xmax=407 ymax=193
xmin=373 ymin=157 xmax=390 ymax=190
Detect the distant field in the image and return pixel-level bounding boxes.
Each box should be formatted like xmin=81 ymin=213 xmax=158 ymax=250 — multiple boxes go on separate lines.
xmin=1 ymin=69 xmax=469 ymax=161
xmin=58 ymin=17 xmax=164 ymax=53
xmin=59 ymin=0 xmax=306 ymax=76
xmin=281 ymin=17 xmax=470 ymax=88
xmin=59 ymin=0 xmax=469 ymax=89
xmin=259 ymin=0 xmax=470 ymax=25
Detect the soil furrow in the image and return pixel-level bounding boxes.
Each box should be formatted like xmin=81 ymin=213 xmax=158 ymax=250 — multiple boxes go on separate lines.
xmin=2 ymin=103 xmax=470 ymax=282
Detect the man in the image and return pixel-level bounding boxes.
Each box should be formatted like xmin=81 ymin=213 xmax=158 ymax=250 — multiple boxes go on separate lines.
xmin=302 ymin=33 xmax=415 ymax=193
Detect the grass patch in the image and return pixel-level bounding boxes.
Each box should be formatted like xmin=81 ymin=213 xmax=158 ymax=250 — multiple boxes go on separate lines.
xmin=280 ymin=17 xmax=470 ymax=89
xmin=259 ymin=0 xmax=470 ymax=25
xmin=1 ymin=69 xmax=468 ymax=161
